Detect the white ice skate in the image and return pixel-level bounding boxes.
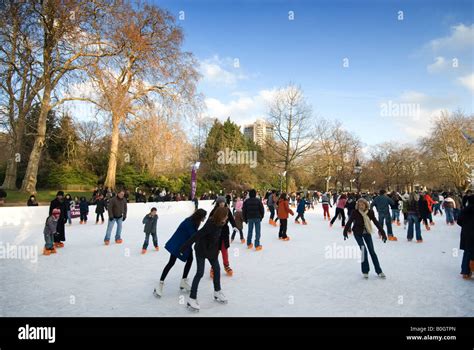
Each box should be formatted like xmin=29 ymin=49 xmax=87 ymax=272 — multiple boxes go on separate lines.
xmin=187 ymin=297 xmax=200 ymax=312
xmin=378 ymin=272 xmax=386 ymax=279
xmin=213 ymin=290 xmax=228 ymax=304
xmin=153 ymin=281 xmax=164 ymax=298
xmin=180 ymin=278 xmax=191 ymax=292
xmin=363 ymin=273 xmax=369 ymax=279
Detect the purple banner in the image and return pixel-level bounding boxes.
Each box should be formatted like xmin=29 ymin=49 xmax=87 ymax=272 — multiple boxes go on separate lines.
xmin=191 ymin=168 xmax=197 ymax=199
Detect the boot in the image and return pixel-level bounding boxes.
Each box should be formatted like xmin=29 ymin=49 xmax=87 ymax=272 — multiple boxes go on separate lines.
xmin=180 ymin=278 xmax=191 ymax=292
xmin=425 ymin=225 xmax=431 ymax=231
xmin=43 ymin=248 xmax=51 ymax=256
xmin=255 ymin=245 xmax=263 ymax=251
xmin=50 ymin=247 xmax=57 ymax=254
xmin=302 ymin=221 xmax=308 ymax=225
xmin=416 ymin=239 xmax=423 ymax=243
xmin=247 ymin=243 xmax=254 ymax=249
xmin=187 ymin=297 xmax=200 ymax=311
xmin=213 ymin=290 xmax=228 ymax=304
xmin=104 ymin=240 xmax=110 ymax=246
xmin=282 ymin=237 xmax=290 ymax=241
xmin=240 ymin=239 xmax=245 ymax=244
xmin=153 ymin=281 xmax=164 ymax=298
xmin=224 ymin=265 xmax=233 ymax=277
xmin=295 ymin=220 xmax=300 ymax=224
xmin=141 ymin=249 xmax=147 ymax=254
xmin=470 ymin=260 xmax=474 ymax=272
xmin=155 ymin=246 xmax=159 ymax=251
xmin=115 ymin=239 xmax=123 ymax=244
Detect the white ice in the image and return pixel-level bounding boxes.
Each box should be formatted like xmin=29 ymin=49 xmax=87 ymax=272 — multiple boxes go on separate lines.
xmin=0 ymin=200 xmax=472 ymax=316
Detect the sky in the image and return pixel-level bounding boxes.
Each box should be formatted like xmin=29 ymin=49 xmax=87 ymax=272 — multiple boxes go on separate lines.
xmin=145 ymin=0 xmax=473 ymax=146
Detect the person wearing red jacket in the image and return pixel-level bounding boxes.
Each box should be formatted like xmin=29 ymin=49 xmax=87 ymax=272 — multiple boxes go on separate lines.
xmin=276 ymin=193 xmax=294 ymax=241
xmin=424 ymin=192 xmax=435 ymax=226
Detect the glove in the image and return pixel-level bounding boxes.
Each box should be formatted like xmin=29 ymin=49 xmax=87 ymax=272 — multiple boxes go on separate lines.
xmin=343 ymin=231 xmax=348 ymax=240
xmin=122 ymin=216 xmax=126 ymax=222
xmin=380 ymin=231 xmax=387 ymax=243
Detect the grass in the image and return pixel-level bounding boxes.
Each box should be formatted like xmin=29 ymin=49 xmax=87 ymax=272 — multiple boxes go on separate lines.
xmin=1 ymin=190 xmax=93 ymax=206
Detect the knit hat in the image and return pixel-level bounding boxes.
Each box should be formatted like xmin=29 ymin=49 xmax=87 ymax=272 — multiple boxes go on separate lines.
xmin=52 ymin=208 xmax=61 ymax=219
xmin=216 ymin=196 xmax=226 ymax=205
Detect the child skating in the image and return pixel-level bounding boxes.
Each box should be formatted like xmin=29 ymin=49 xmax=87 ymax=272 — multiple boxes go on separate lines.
xmin=141 ymin=207 xmax=159 ymax=254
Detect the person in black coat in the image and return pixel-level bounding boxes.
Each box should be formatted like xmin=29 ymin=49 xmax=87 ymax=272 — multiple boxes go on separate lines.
xmin=418 ymin=195 xmax=431 ymax=231
xmin=457 ymin=195 xmax=474 ymax=278
xmin=27 ymin=195 xmax=39 ymax=206
xmin=343 ymin=198 xmax=387 ymax=278
xmin=209 ymin=196 xmax=238 ymax=276
xmin=180 ymin=206 xmax=229 ymax=310
xmin=242 ymin=189 xmax=265 ymax=249
xmin=49 ymin=191 xmax=68 ymax=248
xmin=95 ymin=194 xmax=106 ymax=224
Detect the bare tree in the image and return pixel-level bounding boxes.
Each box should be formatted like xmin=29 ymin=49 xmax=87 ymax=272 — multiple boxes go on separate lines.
xmin=265 ymin=84 xmax=314 ymax=191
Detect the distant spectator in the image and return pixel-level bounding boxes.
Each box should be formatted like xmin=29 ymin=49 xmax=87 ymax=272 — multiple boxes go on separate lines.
xmin=27 ymin=195 xmax=39 ymax=207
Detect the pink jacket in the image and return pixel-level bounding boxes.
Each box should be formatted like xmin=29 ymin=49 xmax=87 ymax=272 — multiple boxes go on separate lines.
xmin=235 ymin=199 xmax=243 ymax=212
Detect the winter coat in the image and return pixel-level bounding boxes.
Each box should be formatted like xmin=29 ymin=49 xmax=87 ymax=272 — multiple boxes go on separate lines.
xmin=458 ymin=205 xmax=474 ymax=252
xmin=107 ymin=196 xmax=127 ymax=219
xmin=234 ymin=211 xmax=244 ymax=230
xmin=27 ymin=199 xmax=38 ymax=206
xmin=142 ymin=214 xmax=158 ymax=234
xmin=389 ymin=196 xmax=400 ymax=210
xmin=297 ymin=199 xmax=307 ymax=214
xmin=242 ymin=197 xmax=265 ymax=221
xmin=43 ymin=216 xmax=58 ymax=236
xmin=321 ymin=195 xmax=332 ymax=207
xmin=180 ymin=220 xmax=223 ymax=260
xmin=95 ymin=199 xmax=106 ymax=214
xmin=406 ymin=200 xmax=420 ymax=217
xmin=370 ymin=195 xmax=394 ymax=214
xmin=165 ymin=217 xmax=199 ymax=262
xmin=49 ymin=198 xmax=67 ymax=240
xmin=343 ymin=209 xmax=385 ymax=236
xmin=424 ymin=194 xmax=435 ymax=212
xmin=277 ymin=199 xmax=294 ymax=219
xmin=79 ymin=200 xmax=89 ymax=214
xmin=209 ymin=206 xmax=236 ymax=249
xmin=443 ymin=198 xmax=455 ymax=209
xmin=336 ymin=198 xmax=347 ymax=209
xmin=418 ymin=198 xmax=430 ymax=219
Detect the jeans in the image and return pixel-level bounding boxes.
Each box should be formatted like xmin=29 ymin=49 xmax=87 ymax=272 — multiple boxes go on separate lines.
xmin=391 ymin=209 xmax=400 ymax=222
xmin=445 ymin=208 xmax=454 ymax=224
xmin=160 ymin=253 xmax=194 ymax=281
xmin=44 ymin=232 xmax=54 ymax=250
xmin=278 ymin=219 xmax=288 ymax=238
xmin=269 ymin=206 xmax=275 ymax=220
xmin=104 ymin=217 xmax=123 ymax=241
xmin=67 ymin=210 xmax=72 ymax=224
xmin=461 ymin=250 xmax=472 ymax=275
xmin=295 ymin=212 xmax=306 ymax=222
xmin=453 ymin=208 xmax=460 ymax=221
xmin=353 ymin=233 xmax=382 ymax=274
xmin=433 ymin=203 xmax=443 ymax=215
xmin=247 ymin=218 xmax=262 ymax=247
xmin=407 ymin=214 xmax=422 ymax=241
xmin=190 ymin=255 xmax=221 ymax=299
xmin=378 ymin=212 xmax=393 ymax=236
xmin=143 ymin=232 xmax=158 ymax=249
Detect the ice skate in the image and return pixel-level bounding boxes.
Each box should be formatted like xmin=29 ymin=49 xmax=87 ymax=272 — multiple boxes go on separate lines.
xmin=295 ymin=220 xmax=300 ymax=224
xmin=187 ymin=297 xmax=200 ymax=312
xmin=141 ymin=249 xmax=146 ymax=254
xmin=378 ymin=272 xmax=386 ymax=278
xmin=43 ymin=248 xmax=51 ymax=256
xmin=155 ymin=246 xmax=159 ymax=251
xmin=302 ymin=221 xmax=308 ymax=225
xmin=282 ymin=236 xmax=290 ymax=241
xmin=240 ymin=239 xmax=245 ymax=244
xmin=50 ymin=247 xmax=57 ymax=254
xmin=153 ymin=281 xmax=164 ymax=298
xmin=213 ymin=290 xmax=228 ymax=304
xmin=180 ymin=278 xmax=191 ymax=292
xmin=247 ymin=243 xmax=253 ymax=249
xmin=416 ymin=239 xmax=423 ymax=243
xmin=224 ymin=265 xmax=233 ymax=277
xmin=255 ymin=245 xmax=263 ymax=251
xmin=104 ymin=240 xmax=110 ymax=246
xmin=363 ymin=273 xmax=369 ymax=279
xmin=115 ymin=239 xmax=123 ymax=244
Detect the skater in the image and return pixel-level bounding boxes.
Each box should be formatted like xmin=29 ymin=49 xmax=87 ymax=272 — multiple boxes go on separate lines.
xmin=267 ymin=190 xmax=278 ymax=226
xmin=343 ymin=198 xmax=387 ymax=279
xmin=277 ymin=192 xmax=294 ymax=241
xmin=321 ymin=192 xmax=332 ymax=220
xmin=330 ymin=193 xmax=347 ymax=227
xmin=443 ymin=194 xmax=456 ymax=225
xmin=389 ymin=192 xmax=401 ymax=226
xmin=231 ymin=196 xmax=245 ymax=243
xmin=64 ymin=194 xmax=73 ymax=224
xmin=406 ymin=193 xmax=423 ymax=243
xmin=141 ymin=207 xmax=159 ymax=254
xmin=370 ymin=189 xmax=397 ymax=241
xmin=154 ymin=209 xmax=207 ymax=297
xmin=49 ymin=191 xmax=68 ymax=248
xmin=209 ymin=196 xmax=238 ymax=276
xmin=295 ymin=195 xmax=308 ymax=225
xmin=345 ymin=194 xmax=357 ymax=218
xmin=79 ymin=197 xmax=89 ymax=224
xmin=401 ymin=193 xmax=410 ymax=229
xmin=179 ymin=207 xmax=229 ymax=311
xmin=242 ymin=189 xmax=265 ymax=250
xmin=433 ymin=192 xmax=444 ymax=216
xmin=104 ymin=189 xmax=127 ymax=245
xmin=418 ymin=194 xmax=431 ymax=232
xmin=27 ymin=195 xmax=38 ymax=206
xmin=424 ymin=192 xmax=435 ymax=226
xmin=43 ymin=208 xmax=60 ymax=255
xmin=457 ymin=195 xmax=474 ymax=279
xmin=95 ymin=194 xmax=106 ymax=224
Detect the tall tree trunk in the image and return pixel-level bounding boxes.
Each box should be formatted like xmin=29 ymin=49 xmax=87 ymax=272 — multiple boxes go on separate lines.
xmin=1 ymin=117 xmax=25 ymax=189
xmin=104 ymin=115 xmax=121 ymax=190
xmin=20 ymin=86 xmax=51 ymax=193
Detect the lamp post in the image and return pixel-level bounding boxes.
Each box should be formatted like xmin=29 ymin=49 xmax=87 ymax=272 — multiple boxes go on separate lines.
xmin=354 ymin=159 xmax=362 ymax=193
xmin=191 ymin=161 xmax=200 ymax=200
xmin=349 ymin=179 xmax=355 ymax=192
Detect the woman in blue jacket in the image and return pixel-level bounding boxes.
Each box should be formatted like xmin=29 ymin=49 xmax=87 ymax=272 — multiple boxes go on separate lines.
xmin=154 ymin=209 xmax=207 ymax=298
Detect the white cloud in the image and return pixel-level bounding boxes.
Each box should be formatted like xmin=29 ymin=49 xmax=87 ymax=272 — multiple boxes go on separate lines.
xmin=427 ymin=56 xmax=448 ymax=73
xmin=428 ymin=23 xmax=474 ymax=52
xmin=458 ymin=73 xmax=474 ymax=92
xmin=199 ymin=55 xmax=248 ymax=87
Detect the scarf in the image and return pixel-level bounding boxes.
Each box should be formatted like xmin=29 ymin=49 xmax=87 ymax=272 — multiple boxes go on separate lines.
xmin=358 ymin=209 xmax=373 ymax=234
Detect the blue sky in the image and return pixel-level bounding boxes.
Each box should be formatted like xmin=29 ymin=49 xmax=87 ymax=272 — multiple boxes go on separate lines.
xmin=147 ymin=0 xmax=473 ymax=146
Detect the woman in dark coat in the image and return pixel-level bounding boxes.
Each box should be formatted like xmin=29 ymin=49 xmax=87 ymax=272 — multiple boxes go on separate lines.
xmin=153 ymin=209 xmax=207 ymax=297
xmin=27 ymin=195 xmax=39 ymax=206
xmin=418 ymin=195 xmax=431 ymax=231
xmin=49 ymin=191 xmax=68 ymax=248
xmin=179 ymin=206 xmax=229 ymax=311
xmin=343 ymin=198 xmax=387 ymax=279
xmin=457 ymin=195 xmax=474 ymax=278
xmin=209 ymin=196 xmax=238 ymax=277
